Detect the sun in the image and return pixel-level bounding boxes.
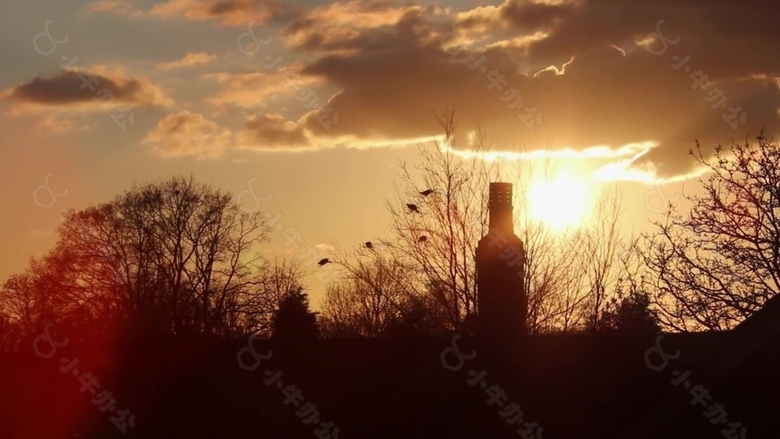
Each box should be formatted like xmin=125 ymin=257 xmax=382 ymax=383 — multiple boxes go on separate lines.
xmin=527 ymin=172 xmax=591 ymax=231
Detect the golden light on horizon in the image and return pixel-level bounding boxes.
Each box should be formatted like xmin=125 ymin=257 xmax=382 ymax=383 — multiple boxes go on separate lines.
xmin=527 ymin=172 xmax=591 ymax=231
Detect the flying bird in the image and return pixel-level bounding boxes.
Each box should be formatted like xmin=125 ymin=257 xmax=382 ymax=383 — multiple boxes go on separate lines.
xmin=418 ymin=236 xmax=427 ymax=243
xmin=317 ymin=258 xmax=330 ymax=266
xmin=406 ymin=203 xmax=420 ymax=213
xmin=365 ymin=241 xmax=373 ymax=250
xmin=420 ymin=189 xmax=434 ymax=197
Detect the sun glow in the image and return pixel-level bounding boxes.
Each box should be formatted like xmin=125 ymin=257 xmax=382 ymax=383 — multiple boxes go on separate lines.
xmin=527 ymin=172 xmax=591 ymax=231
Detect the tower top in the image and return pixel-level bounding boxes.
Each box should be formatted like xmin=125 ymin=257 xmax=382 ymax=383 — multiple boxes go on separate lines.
xmin=488 ymin=182 xmax=514 ymax=233
xmin=489 ymin=182 xmax=513 ymax=208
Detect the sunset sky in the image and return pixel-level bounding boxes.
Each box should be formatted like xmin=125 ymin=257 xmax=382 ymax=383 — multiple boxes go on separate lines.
xmin=1 ymin=0 xmax=777 ymax=306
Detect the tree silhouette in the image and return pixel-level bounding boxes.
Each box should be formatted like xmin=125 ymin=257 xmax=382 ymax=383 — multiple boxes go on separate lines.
xmin=0 ymin=311 xmax=16 ymax=353
xmin=245 ymin=257 xmax=308 ymax=336
xmin=378 ymin=110 xmax=499 ymax=332
xmin=319 ymin=248 xmax=451 ymax=338
xmin=593 ymin=286 xmax=660 ymax=334
xmin=643 ymin=132 xmax=780 ymax=330
xmin=382 ymin=297 xmax=447 ymax=337
xmin=0 ymin=175 xmax=310 ymax=344
xmin=271 ymin=288 xmax=319 ymax=340
xmin=320 ymin=252 xmax=416 ymax=337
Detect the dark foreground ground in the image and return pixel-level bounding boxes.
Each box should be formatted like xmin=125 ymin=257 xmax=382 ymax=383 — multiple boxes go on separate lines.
xmin=0 ymin=330 xmax=777 ymax=439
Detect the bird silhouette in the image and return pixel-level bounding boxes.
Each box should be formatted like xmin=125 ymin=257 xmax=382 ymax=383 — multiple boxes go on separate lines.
xmin=365 ymin=241 xmax=373 ymax=250
xmin=317 ymin=258 xmax=330 ymax=266
xmin=406 ymin=203 xmax=420 ymax=213
xmin=418 ymin=236 xmax=427 ymax=243
xmin=420 ymin=189 xmax=434 ymax=197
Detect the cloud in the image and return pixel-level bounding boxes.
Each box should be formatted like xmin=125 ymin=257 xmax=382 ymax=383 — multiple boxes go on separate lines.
xmin=156 ymin=52 xmax=217 ymax=70
xmin=515 ymin=0 xmax=780 ymax=76
xmin=88 ymin=0 xmax=300 ymax=26
xmin=455 ymin=0 xmax=575 ymax=39
xmin=314 ymin=243 xmax=334 ymax=252
xmin=89 ymin=0 xmax=780 ymax=181
xmin=86 ymin=0 xmax=145 ymax=17
xmin=1 ymin=68 xmax=172 ymax=113
xmin=204 ymin=71 xmax=285 ymax=109
xmin=241 ymin=113 xmax=310 ymax=148
xmin=149 ymin=0 xmax=257 ymax=25
xmin=281 ymin=0 xmax=433 ymax=52
xmin=35 ymin=115 xmax=96 ymax=135
xmin=278 ymin=0 xmax=780 ymax=181
xmin=204 ymin=67 xmax=321 ymax=110
xmin=143 ymin=111 xmax=332 ymax=158
xmin=141 ymin=111 xmax=233 ymax=159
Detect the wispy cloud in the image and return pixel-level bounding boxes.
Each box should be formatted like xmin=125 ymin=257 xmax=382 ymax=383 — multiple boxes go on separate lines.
xmin=86 ymin=0 xmax=145 ymax=17
xmin=156 ymin=52 xmax=217 ymax=70
xmin=87 ymin=0 xmax=298 ymax=26
xmin=315 ymin=243 xmax=334 ymax=253
xmin=204 ymin=71 xmax=287 ymax=109
xmin=35 ymin=115 xmax=96 ymax=134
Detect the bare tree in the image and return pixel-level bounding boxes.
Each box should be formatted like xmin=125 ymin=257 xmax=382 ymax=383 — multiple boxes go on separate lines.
xmin=1 ymin=176 xmax=278 ymax=341
xmin=580 ymin=187 xmax=627 ymax=330
xmin=378 ymin=110 xmax=499 ymax=331
xmin=0 ymin=249 xmax=83 ymax=341
xmin=320 ymin=246 xmax=422 ymax=337
xmin=516 ymin=222 xmax=577 ymax=333
xmin=642 ymin=132 xmax=780 ymax=331
xmin=506 ymin=159 xmax=642 ymax=334
xmin=239 ymin=257 xmax=308 ymax=336
xmin=507 ymin=158 xmax=592 ymax=333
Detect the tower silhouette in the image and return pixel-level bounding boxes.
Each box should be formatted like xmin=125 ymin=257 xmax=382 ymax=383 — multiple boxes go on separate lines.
xmin=476 ymin=182 xmax=527 ymax=338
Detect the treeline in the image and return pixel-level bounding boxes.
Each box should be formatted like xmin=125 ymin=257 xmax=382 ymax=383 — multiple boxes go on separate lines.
xmin=2 ymin=117 xmax=778 ymax=350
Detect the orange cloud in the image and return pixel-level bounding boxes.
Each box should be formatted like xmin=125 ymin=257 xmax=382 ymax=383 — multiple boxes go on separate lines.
xmin=35 ymin=115 xmax=96 ymax=135
xmin=156 ymin=52 xmax=217 ymax=70
xmin=150 ymin=0 xmax=256 ymax=25
xmin=204 ymin=67 xmax=320 ymax=109
xmin=282 ymin=0 xmax=433 ymax=51
xmin=87 ymin=0 xmax=298 ymax=26
xmin=143 ymin=111 xmax=323 ymax=157
xmin=141 ymin=111 xmax=233 ymax=159
xmin=86 ymin=0 xmax=144 ymax=17
xmin=280 ymin=0 xmax=780 ymax=180
xmin=241 ymin=113 xmax=310 ymax=148
xmin=87 ymin=0 xmax=780 ymax=182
